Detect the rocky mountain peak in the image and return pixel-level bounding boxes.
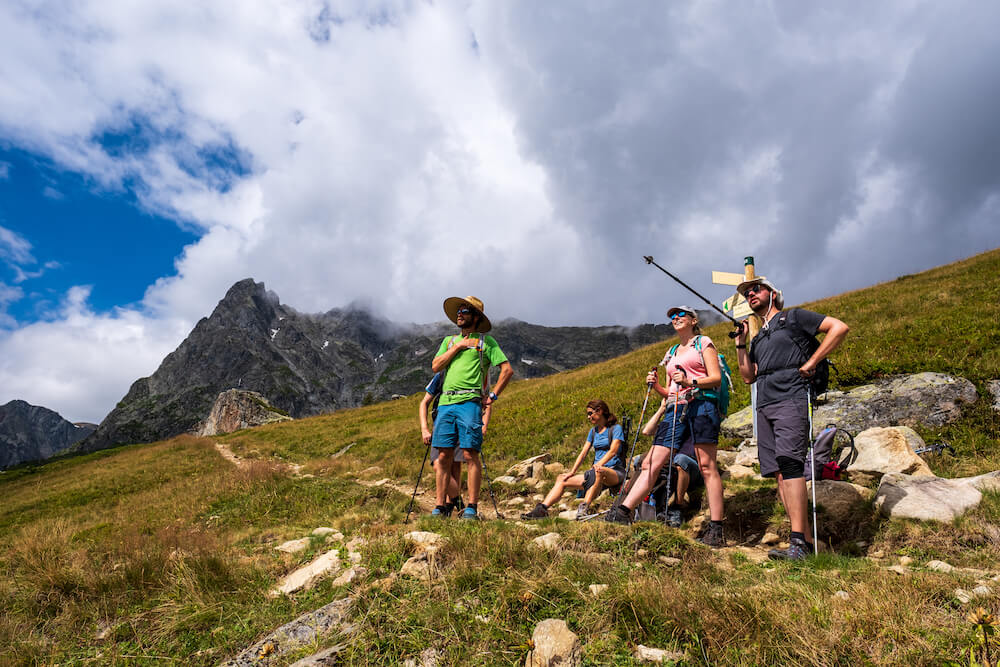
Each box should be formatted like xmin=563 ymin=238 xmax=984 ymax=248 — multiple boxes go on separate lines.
xmin=0 ymin=400 xmax=95 ymax=469
xmin=78 ymin=279 xmax=683 ymax=454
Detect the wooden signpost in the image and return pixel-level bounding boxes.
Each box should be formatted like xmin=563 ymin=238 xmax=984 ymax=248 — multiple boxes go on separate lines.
xmin=712 ymin=256 xmax=764 ymax=439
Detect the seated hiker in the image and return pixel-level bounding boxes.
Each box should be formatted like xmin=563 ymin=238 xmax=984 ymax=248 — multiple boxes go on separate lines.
xmin=636 ymin=398 xmax=704 ymax=526
xmin=522 ymin=399 xmax=626 ymax=520
xmin=419 ymin=371 xmax=492 ymax=517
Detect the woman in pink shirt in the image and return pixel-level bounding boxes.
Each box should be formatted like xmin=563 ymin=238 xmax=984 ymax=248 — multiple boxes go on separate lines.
xmin=605 ymin=306 xmax=726 ymax=547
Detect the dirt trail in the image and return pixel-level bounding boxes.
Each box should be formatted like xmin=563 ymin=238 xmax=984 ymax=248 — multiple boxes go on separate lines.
xmin=213 ymin=441 xmax=303 ymax=475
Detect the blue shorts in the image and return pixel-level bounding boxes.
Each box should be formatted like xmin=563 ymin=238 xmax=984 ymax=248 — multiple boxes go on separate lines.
xmin=652 ymin=399 xmax=721 ymax=449
xmin=431 ymin=401 xmax=483 ymax=452
xmin=672 ymin=452 xmax=703 ymax=486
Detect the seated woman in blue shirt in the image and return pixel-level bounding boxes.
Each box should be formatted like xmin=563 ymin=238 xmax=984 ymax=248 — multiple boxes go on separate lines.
xmin=522 ymin=399 xmax=626 ymax=520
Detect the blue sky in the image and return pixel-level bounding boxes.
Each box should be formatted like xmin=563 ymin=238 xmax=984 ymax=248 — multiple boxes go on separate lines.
xmin=1 ymin=1 xmax=999 ymax=423
xmin=0 ymin=147 xmax=198 ymax=321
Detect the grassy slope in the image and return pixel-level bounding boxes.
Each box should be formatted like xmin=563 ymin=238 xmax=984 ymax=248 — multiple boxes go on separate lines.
xmin=1 ymin=248 xmax=998 ymax=666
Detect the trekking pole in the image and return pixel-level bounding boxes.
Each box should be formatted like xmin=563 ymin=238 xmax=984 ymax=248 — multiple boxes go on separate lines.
xmin=479 ymin=449 xmax=505 ymax=520
xmin=405 ymin=444 xmax=431 ymax=524
xmin=807 ymin=388 xmax=818 ymax=555
xmin=610 ymin=370 xmax=657 ymax=514
xmin=643 ymin=256 xmax=741 ymax=338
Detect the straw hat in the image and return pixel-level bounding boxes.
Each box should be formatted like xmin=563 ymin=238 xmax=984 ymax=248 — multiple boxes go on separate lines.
xmin=443 ymin=296 xmax=492 ymax=333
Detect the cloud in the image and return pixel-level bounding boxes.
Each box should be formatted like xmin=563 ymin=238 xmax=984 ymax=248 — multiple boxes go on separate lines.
xmin=0 ymin=161 xmax=10 ymax=180
xmin=0 ymin=285 xmax=191 ymax=422
xmin=1 ymin=0 xmax=999 ymax=421
xmin=0 ymin=225 xmax=34 ymax=265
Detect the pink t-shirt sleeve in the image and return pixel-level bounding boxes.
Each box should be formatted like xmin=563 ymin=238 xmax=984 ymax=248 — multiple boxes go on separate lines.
xmin=663 ymin=336 xmax=715 ymax=401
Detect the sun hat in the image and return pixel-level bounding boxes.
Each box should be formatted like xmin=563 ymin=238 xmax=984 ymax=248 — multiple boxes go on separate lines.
xmin=443 ymin=296 xmax=492 ymax=333
xmin=735 ymin=277 xmax=784 ymax=309
xmin=666 ymin=305 xmax=698 ymax=319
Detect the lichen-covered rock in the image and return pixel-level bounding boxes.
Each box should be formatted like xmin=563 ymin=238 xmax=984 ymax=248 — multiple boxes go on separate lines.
xmin=722 ymin=373 xmax=978 ymax=439
xmin=220 ymin=597 xmax=353 ymax=666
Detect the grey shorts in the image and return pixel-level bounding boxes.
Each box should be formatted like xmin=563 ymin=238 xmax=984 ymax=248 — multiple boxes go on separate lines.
xmin=430 ymin=447 xmax=465 ymax=465
xmin=756 ymin=397 xmax=810 ymax=478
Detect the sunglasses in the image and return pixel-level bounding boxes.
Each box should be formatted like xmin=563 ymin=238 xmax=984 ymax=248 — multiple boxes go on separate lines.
xmin=456 ymin=307 xmax=477 ymax=316
xmin=745 ymin=284 xmax=768 ymax=294
xmin=669 ymin=311 xmax=690 ymax=321
xmin=586 ymin=410 xmax=599 ymax=417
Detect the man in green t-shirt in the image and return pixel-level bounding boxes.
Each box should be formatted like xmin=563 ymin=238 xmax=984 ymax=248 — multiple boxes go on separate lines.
xmin=430 ymin=296 xmax=513 ymax=519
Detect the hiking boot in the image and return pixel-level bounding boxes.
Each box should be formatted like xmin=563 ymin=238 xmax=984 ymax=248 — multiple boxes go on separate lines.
xmin=460 ymin=506 xmax=480 ymax=520
xmin=431 ymin=506 xmax=451 ymax=518
xmin=698 ymin=522 xmax=725 ymax=548
xmin=575 ymin=502 xmax=589 ymax=520
xmin=521 ymin=503 xmax=549 ymax=520
xmin=665 ymin=509 xmax=683 ymax=528
xmin=603 ymin=503 xmax=633 ymax=526
xmin=768 ymin=536 xmax=811 ymax=561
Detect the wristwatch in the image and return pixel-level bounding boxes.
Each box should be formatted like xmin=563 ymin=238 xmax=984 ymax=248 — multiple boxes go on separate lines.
xmin=692 ymin=379 xmax=699 ymax=388
xmin=489 ymin=391 xmax=499 ymax=401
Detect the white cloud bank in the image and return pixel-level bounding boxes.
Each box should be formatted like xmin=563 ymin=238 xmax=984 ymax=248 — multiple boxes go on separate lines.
xmin=1 ymin=0 xmax=999 ymax=421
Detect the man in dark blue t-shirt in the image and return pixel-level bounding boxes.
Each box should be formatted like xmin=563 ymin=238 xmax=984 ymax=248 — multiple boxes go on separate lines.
xmin=734 ymin=278 xmax=849 ymax=560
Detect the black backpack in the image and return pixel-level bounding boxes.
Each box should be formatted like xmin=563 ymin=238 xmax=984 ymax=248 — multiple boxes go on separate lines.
xmin=759 ymin=308 xmax=836 ymax=399
xmin=804 ymin=424 xmax=857 ymax=481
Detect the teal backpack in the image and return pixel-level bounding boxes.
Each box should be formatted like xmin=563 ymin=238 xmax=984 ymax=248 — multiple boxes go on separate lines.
xmin=665 ymin=335 xmax=734 ymax=416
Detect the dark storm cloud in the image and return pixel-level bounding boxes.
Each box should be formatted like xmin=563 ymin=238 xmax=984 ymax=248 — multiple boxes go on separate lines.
xmin=472 ymin=1 xmax=1000 ymax=318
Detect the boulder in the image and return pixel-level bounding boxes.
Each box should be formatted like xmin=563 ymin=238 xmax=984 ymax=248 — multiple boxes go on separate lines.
xmin=808 ymin=479 xmax=874 ymax=518
xmin=220 ymin=598 xmax=353 ymax=667
xmin=524 ymin=619 xmax=581 ymax=667
xmin=545 ymin=462 xmax=566 ymax=476
xmin=275 ymin=538 xmax=311 ymax=554
xmin=722 ymin=373 xmax=978 ymax=439
xmin=715 ymin=450 xmax=738 ymax=467
xmin=270 ymin=550 xmax=342 ymax=596
xmin=848 ymin=427 xmax=934 ymax=481
xmin=533 ymin=533 xmax=562 ymax=551
xmin=506 ymin=454 xmax=552 ymax=480
xmin=400 ymin=553 xmax=438 ymax=581
xmin=734 ymin=447 xmax=759 ymax=467
xmin=723 ymin=464 xmax=757 ymax=480
xmin=198 ymin=389 xmax=292 ymax=436
xmin=634 ymin=645 xmax=686 ymax=663
xmin=874 ymin=471 xmax=1000 ymax=522
xmin=989 ymin=380 xmax=1000 ymax=414
xmin=331 ymin=567 xmax=366 ymax=587
xmin=494 ymin=476 xmax=519 ymax=486
xmin=404 ymin=531 xmax=446 ymax=551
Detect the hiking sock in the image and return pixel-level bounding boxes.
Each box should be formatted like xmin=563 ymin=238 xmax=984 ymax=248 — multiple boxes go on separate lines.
xmin=467 ymin=503 xmax=478 ymax=512
xmin=450 ymin=496 xmax=463 ymax=506
xmin=711 ymin=520 xmax=724 ymax=530
xmin=790 ymin=531 xmax=805 ymax=543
